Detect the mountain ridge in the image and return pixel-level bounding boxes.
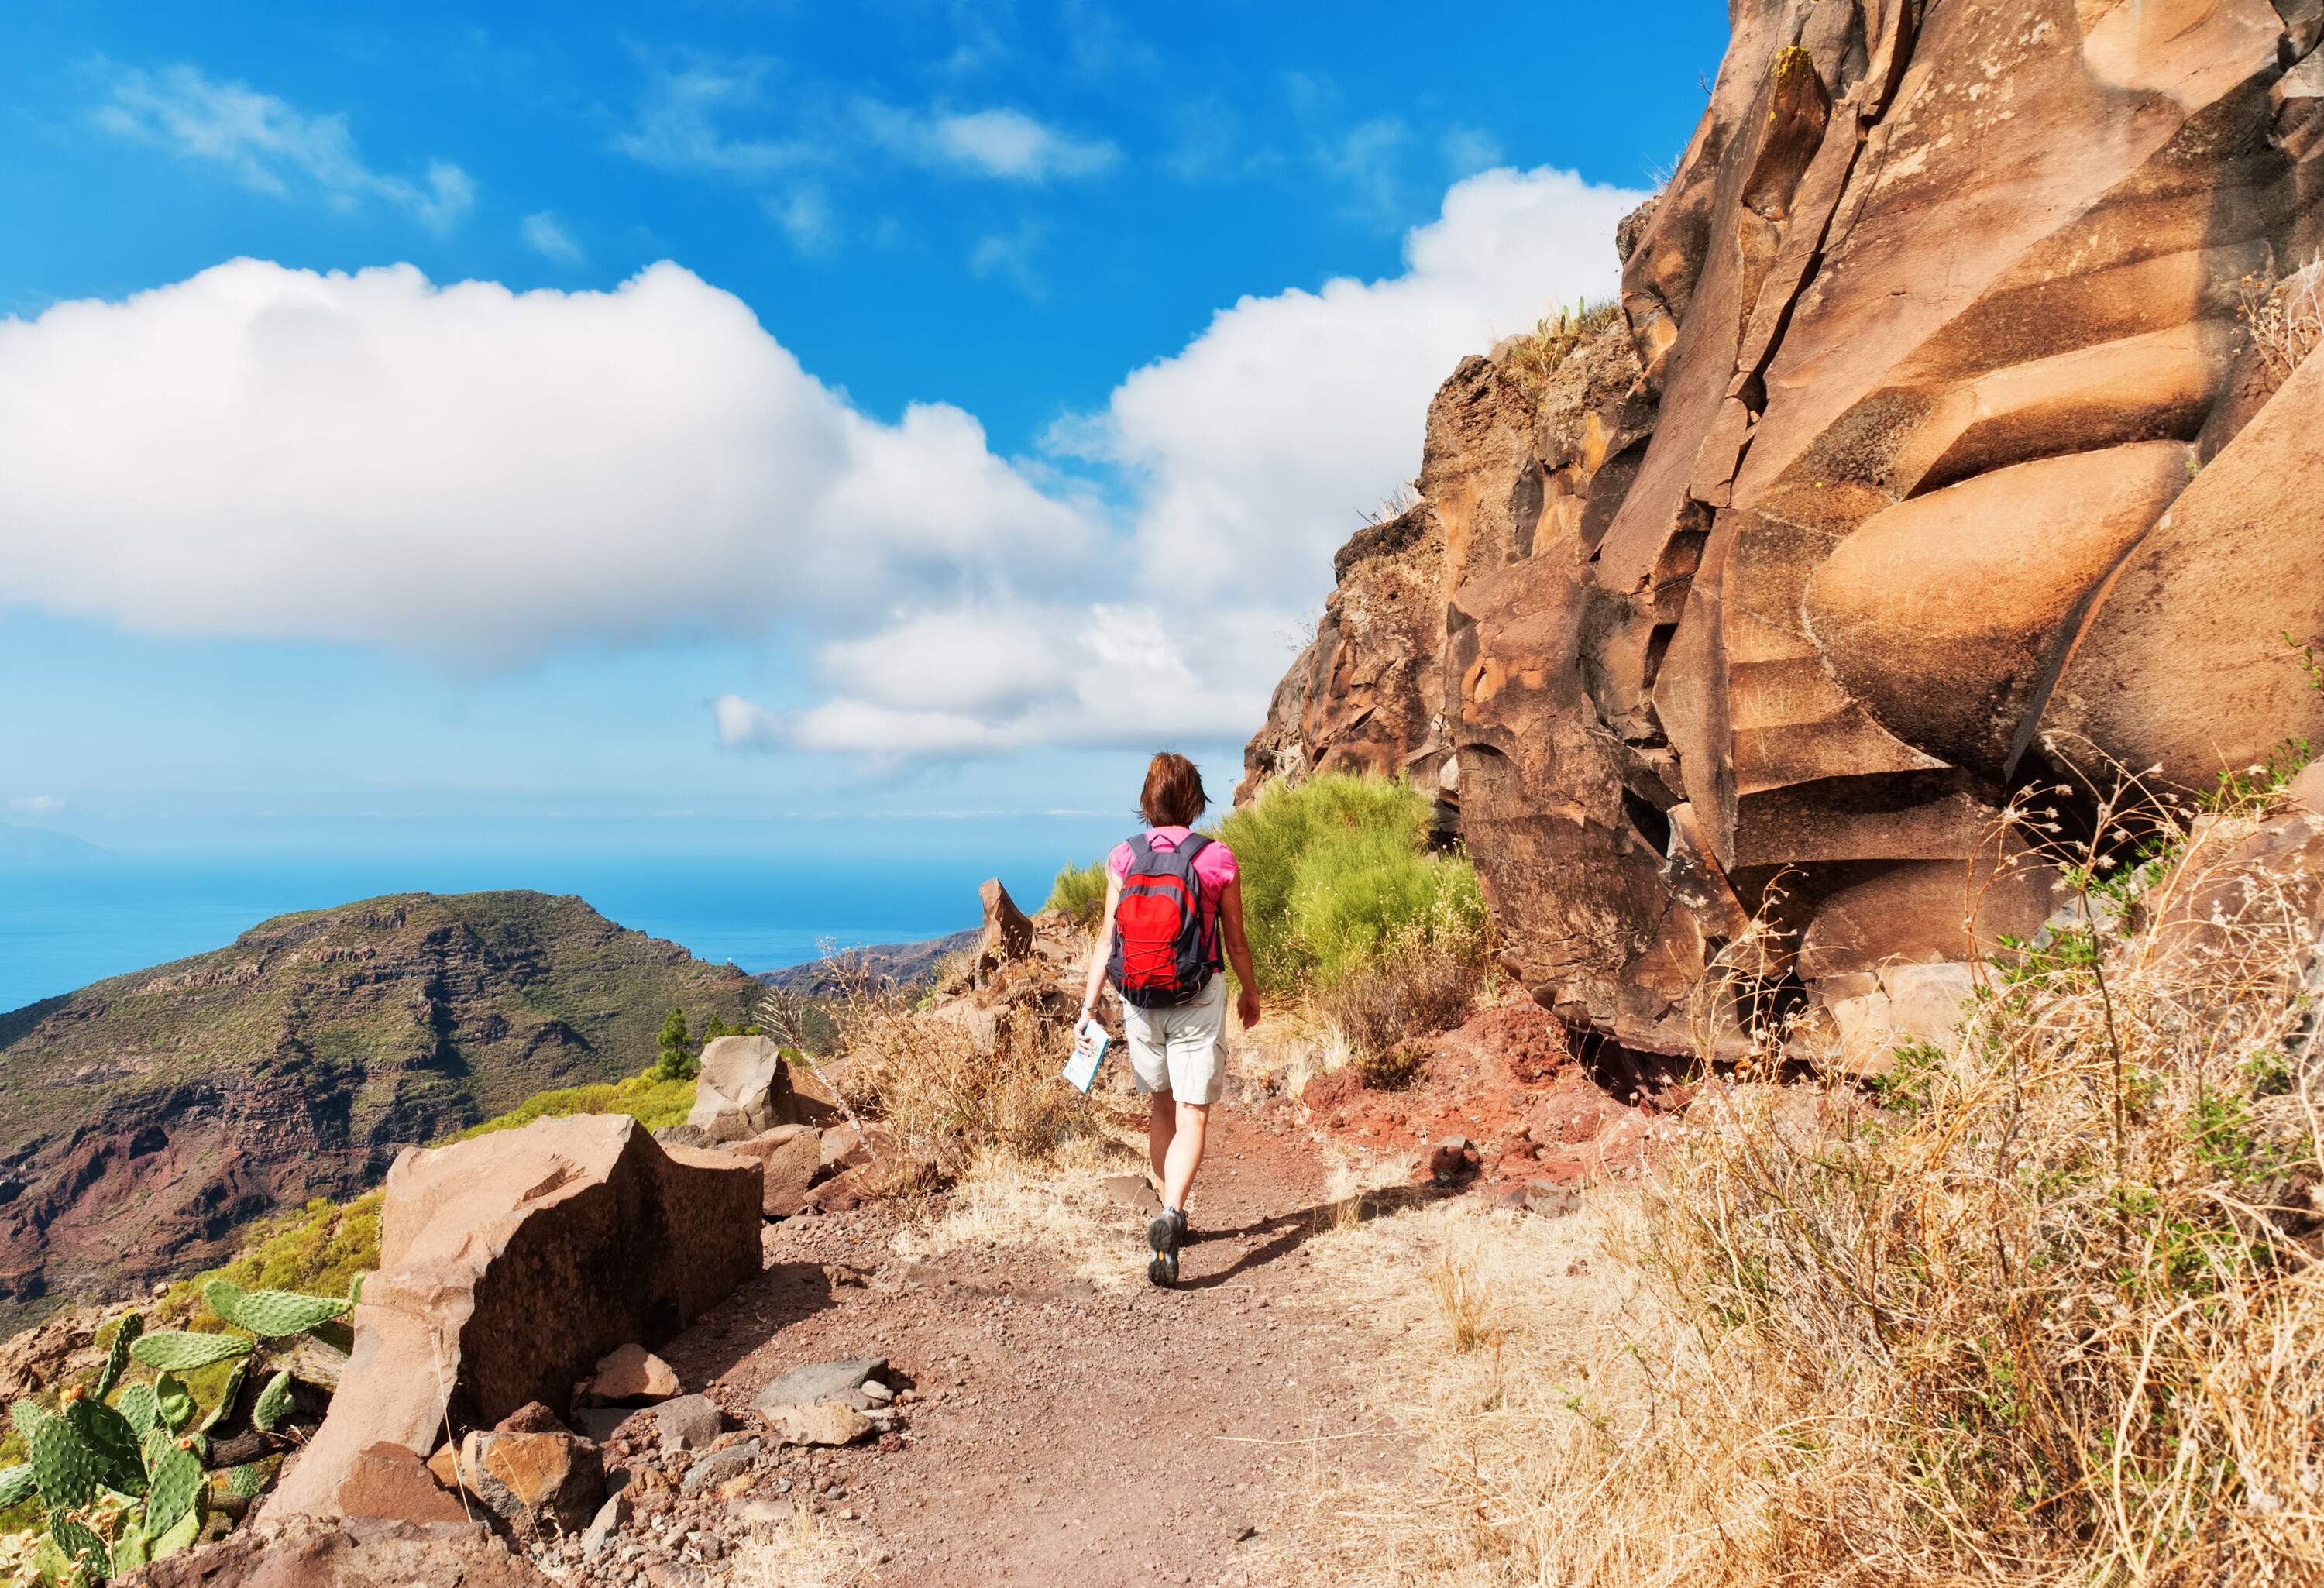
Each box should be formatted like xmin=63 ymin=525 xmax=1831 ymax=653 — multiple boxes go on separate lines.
xmin=0 ymin=889 xmax=755 ymax=1331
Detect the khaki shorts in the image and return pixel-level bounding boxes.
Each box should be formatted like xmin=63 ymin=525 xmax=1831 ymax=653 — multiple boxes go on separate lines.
xmin=1122 ymin=975 xmax=1228 ymax=1105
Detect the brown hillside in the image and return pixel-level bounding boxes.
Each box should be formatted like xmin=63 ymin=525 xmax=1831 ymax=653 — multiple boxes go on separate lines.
xmin=0 ymin=890 xmax=755 ymax=1329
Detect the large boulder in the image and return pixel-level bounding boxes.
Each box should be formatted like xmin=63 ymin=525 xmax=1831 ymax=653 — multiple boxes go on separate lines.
xmin=686 ymin=1036 xmax=841 ymax=1143
xmin=271 ymin=1115 xmax=760 ymax=1518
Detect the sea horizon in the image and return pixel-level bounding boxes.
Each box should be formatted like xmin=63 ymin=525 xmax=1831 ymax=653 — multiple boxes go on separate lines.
xmin=0 ymin=813 xmax=1125 ymax=1014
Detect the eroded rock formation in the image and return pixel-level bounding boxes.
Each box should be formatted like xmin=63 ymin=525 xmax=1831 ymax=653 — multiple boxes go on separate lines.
xmin=271 ymin=1115 xmax=760 ymax=1518
xmin=1248 ymin=0 xmax=2324 ymax=1062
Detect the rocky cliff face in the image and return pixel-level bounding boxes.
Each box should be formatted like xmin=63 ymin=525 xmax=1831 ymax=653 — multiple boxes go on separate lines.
xmin=0 ymin=892 xmax=755 ymax=1328
xmin=1246 ymin=0 xmax=2324 ymax=1063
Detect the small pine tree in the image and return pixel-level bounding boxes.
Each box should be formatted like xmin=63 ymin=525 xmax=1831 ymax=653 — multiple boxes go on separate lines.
xmin=701 ymin=1015 xmax=730 ymax=1044
xmin=651 ymin=1006 xmax=696 ymax=1082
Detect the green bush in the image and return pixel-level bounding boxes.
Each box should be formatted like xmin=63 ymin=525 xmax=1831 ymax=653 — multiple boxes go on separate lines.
xmin=1212 ymin=772 xmax=1486 ymax=992
xmin=452 ymin=1070 xmax=698 ymax=1140
xmin=1044 ymin=858 xmax=1110 ymax=926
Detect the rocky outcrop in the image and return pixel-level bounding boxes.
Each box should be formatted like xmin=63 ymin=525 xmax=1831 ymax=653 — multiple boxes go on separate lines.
xmin=1248 ymin=0 xmax=2324 ymax=1062
xmin=120 ymin=1518 xmax=555 ymax=1588
xmin=271 ymin=1115 xmax=760 ymax=1519
xmin=0 ymin=892 xmax=757 ymax=1329
xmin=685 ymin=1036 xmax=841 ymax=1143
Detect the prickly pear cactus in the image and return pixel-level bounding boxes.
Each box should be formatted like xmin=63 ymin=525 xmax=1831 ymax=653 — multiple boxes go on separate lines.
xmin=225 ymin=1461 xmax=268 ymax=1499
xmin=151 ymin=1373 xmax=194 ymax=1435
xmin=46 ymin=1514 xmax=106 ymax=1583
xmin=250 ymin=1370 xmax=294 ymax=1434
xmin=129 ymin=1330 xmax=252 ymax=1373
xmin=93 ymin=1315 xmax=142 ymax=1403
xmin=141 ymin=1444 xmax=202 ymax=1542
xmin=112 ymin=1383 xmax=157 ymax=1441
xmin=110 ymin=1524 xmax=149 ymax=1576
xmin=218 ymin=1289 xmax=349 ymax=1339
xmin=150 ymin=1488 xmax=203 ymax=1559
xmin=199 ymin=1280 xmax=247 ymax=1325
xmin=0 ymin=1463 xmax=31 ymax=1508
xmin=198 ymin=1362 xmax=246 ymax=1433
xmin=347 ymin=1272 xmax=367 ymax=1307
xmin=62 ymin=1396 xmax=143 ymax=1496
xmin=19 ymin=1399 xmax=98 ymax=1511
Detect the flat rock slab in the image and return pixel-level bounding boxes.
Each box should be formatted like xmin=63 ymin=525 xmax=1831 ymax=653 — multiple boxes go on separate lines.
xmin=749 ymin=1357 xmax=885 ymax=1416
xmin=762 ymin=1399 xmax=873 ymax=1447
xmin=679 ymin=1438 xmax=761 ymax=1496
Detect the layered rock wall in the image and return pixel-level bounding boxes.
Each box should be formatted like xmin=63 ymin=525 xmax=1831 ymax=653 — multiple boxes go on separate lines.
xmin=1247 ymin=0 xmax=2324 ymax=1062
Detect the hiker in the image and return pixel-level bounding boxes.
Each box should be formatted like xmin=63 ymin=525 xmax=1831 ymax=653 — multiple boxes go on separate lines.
xmin=1074 ymin=751 xmax=1262 ymax=1286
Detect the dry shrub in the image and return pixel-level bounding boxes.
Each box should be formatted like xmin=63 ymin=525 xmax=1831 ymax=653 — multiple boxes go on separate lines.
xmin=824 ymin=995 xmax=1101 ymax=1181
xmin=2239 ymin=254 xmax=2323 ymax=396
xmin=1322 ymin=926 xmax=1487 ymax=1071
xmin=1648 ymin=768 xmax=2324 ymax=1583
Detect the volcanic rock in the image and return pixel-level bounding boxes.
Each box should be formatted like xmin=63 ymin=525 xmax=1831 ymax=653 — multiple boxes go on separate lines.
xmin=270 ymin=1115 xmax=759 ymax=1518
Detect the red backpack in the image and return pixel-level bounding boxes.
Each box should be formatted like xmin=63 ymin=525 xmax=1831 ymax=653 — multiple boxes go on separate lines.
xmin=1108 ymin=832 xmax=1218 ymax=1008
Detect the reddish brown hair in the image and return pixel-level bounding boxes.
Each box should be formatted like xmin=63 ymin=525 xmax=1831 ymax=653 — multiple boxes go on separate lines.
xmin=1140 ymin=751 xmax=1209 ymax=828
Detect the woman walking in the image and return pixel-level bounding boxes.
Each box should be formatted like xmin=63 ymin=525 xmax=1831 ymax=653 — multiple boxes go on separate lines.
xmin=1075 ymin=751 xmax=1262 ymax=1286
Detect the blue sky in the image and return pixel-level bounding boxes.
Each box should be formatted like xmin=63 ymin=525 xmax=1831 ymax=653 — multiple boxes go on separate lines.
xmin=0 ymin=1 xmax=1728 ymax=850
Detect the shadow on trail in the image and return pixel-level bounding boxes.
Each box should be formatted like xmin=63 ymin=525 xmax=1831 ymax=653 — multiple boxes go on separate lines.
xmin=1181 ymin=1183 xmax=1452 ymax=1290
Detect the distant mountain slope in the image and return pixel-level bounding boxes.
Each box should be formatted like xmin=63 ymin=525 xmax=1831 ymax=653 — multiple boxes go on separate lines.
xmin=0 ymin=824 xmax=108 ymax=868
xmin=0 ymin=891 xmax=755 ymax=1330
xmin=757 ymin=927 xmax=978 ymax=996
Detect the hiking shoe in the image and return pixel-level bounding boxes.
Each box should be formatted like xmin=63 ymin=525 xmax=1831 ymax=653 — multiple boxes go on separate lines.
xmin=1147 ymin=1211 xmax=1182 ymax=1287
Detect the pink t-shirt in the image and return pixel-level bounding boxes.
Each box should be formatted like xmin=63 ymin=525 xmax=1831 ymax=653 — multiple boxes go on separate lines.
xmin=1107 ymin=827 xmax=1239 ymax=935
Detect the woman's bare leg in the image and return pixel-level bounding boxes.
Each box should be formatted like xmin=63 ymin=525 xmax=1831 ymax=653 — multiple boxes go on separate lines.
xmin=1160 ymin=1099 xmax=1210 ymax=1215
xmin=1147 ymin=1090 xmax=1176 ymax=1186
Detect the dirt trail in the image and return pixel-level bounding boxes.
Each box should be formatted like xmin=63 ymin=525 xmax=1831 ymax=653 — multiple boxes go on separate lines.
xmin=644 ymin=1102 xmax=1405 ymax=1588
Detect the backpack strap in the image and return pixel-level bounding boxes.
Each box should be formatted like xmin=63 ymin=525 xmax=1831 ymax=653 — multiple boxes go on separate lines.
xmin=1174 ymin=832 xmax=1211 ymax=863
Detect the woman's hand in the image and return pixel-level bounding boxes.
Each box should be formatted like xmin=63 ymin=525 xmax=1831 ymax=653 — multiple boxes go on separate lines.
xmin=1236 ymin=987 xmax=1261 ymax=1029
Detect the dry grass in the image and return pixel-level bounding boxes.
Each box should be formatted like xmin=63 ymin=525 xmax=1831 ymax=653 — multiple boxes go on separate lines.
xmin=1505 ymin=297 xmax=1623 ymax=396
xmin=1264 ymin=768 xmax=2324 ymax=1586
xmin=889 ymin=1136 xmax=1154 ymax=1294
xmin=724 ymin=1507 xmax=874 ymax=1588
xmin=1257 ymin=1193 xmax=1697 ymax=1587
xmin=1641 ymin=770 xmax=2324 ymax=1583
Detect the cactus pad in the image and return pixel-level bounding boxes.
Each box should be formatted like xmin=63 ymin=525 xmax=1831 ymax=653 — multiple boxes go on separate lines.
xmin=151 ymin=1487 xmax=204 ymax=1559
xmin=219 ymin=1288 xmax=349 ymax=1338
xmin=9 ymin=1398 xmax=52 ymax=1442
xmin=64 ymin=1396 xmax=143 ymax=1496
xmin=114 ymin=1383 xmax=158 ymax=1441
xmin=0 ymin=1463 xmax=32 ymax=1508
xmin=142 ymin=1444 xmax=202 ymax=1542
xmin=226 ymin=1461 xmax=270 ymax=1499
xmin=129 ymin=1330 xmax=253 ymax=1373
xmin=200 ymin=1280 xmax=248 ymax=1326
xmin=251 ymin=1370 xmax=294 ymax=1434
xmin=48 ymin=1514 xmax=106 ymax=1582
xmin=111 ymin=1522 xmax=150 ymax=1575
xmin=198 ymin=1362 xmax=246 ymax=1433
xmin=24 ymin=1401 xmax=98 ymax=1511
xmin=152 ymin=1373 xmax=195 ymax=1435
xmin=95 ymin=1314 xmax=143 ymax=1404
xmin=347 ymin=1271 xmax=366 ymax=1306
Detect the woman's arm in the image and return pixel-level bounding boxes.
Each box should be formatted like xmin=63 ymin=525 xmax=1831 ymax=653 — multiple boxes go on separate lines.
xmin=1077 ymin=870 xmax=1123 ymax=1023
xmin=1219 ymin=875 xmax=1262 ymax=1029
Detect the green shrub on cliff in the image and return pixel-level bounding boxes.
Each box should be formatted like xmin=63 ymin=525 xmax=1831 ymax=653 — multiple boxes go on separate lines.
xmin=1044 ymin=858 xmax=1109 ymax=926
xmin=1214 ymin=773 xmax=1485 ymax=992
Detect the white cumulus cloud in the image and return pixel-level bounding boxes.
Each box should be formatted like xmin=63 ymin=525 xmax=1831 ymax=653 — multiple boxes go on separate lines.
xmin=1 ymin=164 xmax=1643 ymax=761
xmin=731 ymin=164 xmax=1645 ymax=757
xmin=94 ymin=62 xmax=476 ymax=231
xmin=0 ymin=260 xmax=1094 ymax=662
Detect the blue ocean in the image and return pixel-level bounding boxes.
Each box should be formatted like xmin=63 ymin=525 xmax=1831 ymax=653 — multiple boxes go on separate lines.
xmin=0 ymin=815 xmax=1126 ymax=1014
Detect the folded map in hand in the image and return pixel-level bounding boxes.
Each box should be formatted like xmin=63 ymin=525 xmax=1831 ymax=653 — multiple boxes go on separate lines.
xmin=1062 ymin=1019 xmax=1108 ymax=1094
